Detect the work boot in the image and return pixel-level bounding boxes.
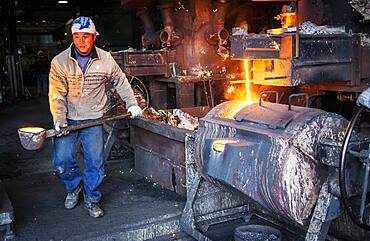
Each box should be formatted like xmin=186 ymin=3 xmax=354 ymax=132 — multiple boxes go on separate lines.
xmin=64 ymin=183 xmax=82 ymax=209
xmin=84 ymin=196 xmax=104 ymax=218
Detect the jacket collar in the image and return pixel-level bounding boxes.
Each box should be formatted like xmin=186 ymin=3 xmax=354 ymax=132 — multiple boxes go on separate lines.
xmin=69 ymin=44 xmax=99 ymax=61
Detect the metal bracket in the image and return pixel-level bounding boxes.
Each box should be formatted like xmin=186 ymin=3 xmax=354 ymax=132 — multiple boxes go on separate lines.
xmin=305 ymin=181 xmax=340 ymax=241
xmin=288 ymin=93 xmax=309 ymax=110
xmin=259 ymin=91 xmax=279 ymax=106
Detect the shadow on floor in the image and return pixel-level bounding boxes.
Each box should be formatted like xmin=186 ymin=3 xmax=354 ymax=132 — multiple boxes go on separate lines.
xmin=4 ymin=161 xmax=185 ymax=241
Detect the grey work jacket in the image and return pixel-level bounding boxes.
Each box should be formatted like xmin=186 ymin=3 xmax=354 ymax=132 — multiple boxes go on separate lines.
xmin=49 ymin=44 xmax=137 ymax=125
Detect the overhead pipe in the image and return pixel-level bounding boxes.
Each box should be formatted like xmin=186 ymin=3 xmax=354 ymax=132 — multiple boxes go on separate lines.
xmin=136 ymin=7 xmax=159 ymax=49
xmin=213 ymin=0 xmax=229 ymax=44
xmin=209 ymin=0 xmax=229 ymax=58
xmin=158 ymin=1 xmax=177 ymax=47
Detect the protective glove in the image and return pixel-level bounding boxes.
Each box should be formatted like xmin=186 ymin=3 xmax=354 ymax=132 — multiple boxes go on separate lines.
xmin=128 ymin=105 xmax=143 ymax=118
xmin=55 ymin=122 xmax=69 ymax=137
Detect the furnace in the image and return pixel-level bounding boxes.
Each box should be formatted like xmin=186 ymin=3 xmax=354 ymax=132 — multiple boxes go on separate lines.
xmin=230 ymin=32 xmax=365 ymax=86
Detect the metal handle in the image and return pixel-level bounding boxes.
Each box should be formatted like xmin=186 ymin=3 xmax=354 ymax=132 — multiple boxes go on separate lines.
xmin=64 ymin=112 xmax=132 ymax=132
xmin=288 ymin=93 xmax=309 ymax=110
xmin=259 ymin=91 xmax=279 ymax=106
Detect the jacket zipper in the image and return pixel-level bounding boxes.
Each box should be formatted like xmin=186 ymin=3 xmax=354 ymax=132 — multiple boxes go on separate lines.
xmin=81 ymin=58 xmax=98 ymax=96
xmin=69 ymin=47 xmax=99 ymax=102
xmin=69 ymin=57 xmax=84 ymax=100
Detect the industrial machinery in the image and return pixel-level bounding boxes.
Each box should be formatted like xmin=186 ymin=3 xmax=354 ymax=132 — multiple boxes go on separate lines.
xmin=177 ymin=0 xmax=370 ymax=240
xmin=120 ymin=0 xmax=370 ymax=103
xmin=338 ymin=88 xmax=370 ymax=234
xmin=119 ymin=0 xmax=370 ymax=240
xmin=121 ymin=0 xmax=243 ymax=109
xmin=178 ymin=94 xmax=370 ymax=241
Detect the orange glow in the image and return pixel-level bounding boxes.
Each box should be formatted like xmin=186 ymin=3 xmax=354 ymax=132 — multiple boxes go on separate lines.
xmin=275 ymin=12 xmax=296 ymax=29
xmin=19 ymin=127 xmax=45 ymax=134
xmin=224 ymin=84 xmax=246 ymax=101
xmin=244 ymin=60 xmax=252 ymax=105
xmin=224 ymin=60 xmax=258 ymax=105
xmin=212 ymin=139 xmax=239 ymax=152
xmin=244 ymin=60 xmax=260 ymax=105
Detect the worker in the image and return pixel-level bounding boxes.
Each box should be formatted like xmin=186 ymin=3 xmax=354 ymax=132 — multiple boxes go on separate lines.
xmin=36 ymin=50 xmax=50 ymax=96
xmin=48 ymin=16 xmax=142 ymax=218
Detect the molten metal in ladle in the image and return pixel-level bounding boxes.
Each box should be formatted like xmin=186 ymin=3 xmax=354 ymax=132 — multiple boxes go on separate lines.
xmin=18 ymin=112 xmax=132 ymax=150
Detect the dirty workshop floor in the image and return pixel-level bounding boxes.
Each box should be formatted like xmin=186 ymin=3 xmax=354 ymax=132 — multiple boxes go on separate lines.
xmin=0 ymin=97 xmax=190 ymax=241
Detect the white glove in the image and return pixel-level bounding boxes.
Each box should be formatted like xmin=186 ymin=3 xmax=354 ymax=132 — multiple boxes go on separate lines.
xmin=128 ymin=106 xmax=143 ymax=118
xmin=55 ymin=122 xmax=69 ymax=137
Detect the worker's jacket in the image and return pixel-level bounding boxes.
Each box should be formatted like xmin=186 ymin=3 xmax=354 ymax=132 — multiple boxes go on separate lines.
xmin=49 ymin=44 xmax=137 ymax=125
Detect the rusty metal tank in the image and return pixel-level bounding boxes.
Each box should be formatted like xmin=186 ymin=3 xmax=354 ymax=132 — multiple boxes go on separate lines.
xmin=194 ymin=100 xmax=348 ymax=226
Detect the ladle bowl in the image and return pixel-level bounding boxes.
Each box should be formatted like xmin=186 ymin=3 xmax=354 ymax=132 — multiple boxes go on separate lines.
xmin=18 ymin=127 xmax=47 ymax=150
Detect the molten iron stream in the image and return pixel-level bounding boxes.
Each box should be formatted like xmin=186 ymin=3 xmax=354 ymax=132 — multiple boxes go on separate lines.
xmin=224 ymin=60 xmax=258 ymax=106
xmin=244 ymin=60 xmax=252 ymax=105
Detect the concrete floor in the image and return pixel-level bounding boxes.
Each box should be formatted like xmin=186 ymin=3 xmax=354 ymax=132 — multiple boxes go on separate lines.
xmin=0 ymin=97 xmax=191 ymax=241
xmin=0 ymin=97 xmax=54 ymax=178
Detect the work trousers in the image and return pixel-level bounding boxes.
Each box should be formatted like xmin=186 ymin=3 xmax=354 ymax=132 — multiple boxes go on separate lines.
xmin=52 ymin=119 xmax=104 ymax=202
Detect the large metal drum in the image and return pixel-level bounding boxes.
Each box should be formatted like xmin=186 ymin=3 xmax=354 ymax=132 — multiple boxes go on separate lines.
xmin=195 ymin=101 xmax=348 ymax=225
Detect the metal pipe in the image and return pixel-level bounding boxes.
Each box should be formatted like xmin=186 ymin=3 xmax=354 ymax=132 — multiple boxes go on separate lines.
xmin=295 ymin=1 xmax=299 ymax=58
xmin=136 ymin=7 xmax=157 ymax=48
xmin=158 ymin=1 xmax=175 ymax=47
xmin=210 ymin=0 xmax=229 ymax=57
xmin=137 ymin=8 xmax=155 ymax=35
xmin=213 ymin=0 xmax=228 ymax=35
xmin=208 ymin=0 xmax=229 ymax=44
